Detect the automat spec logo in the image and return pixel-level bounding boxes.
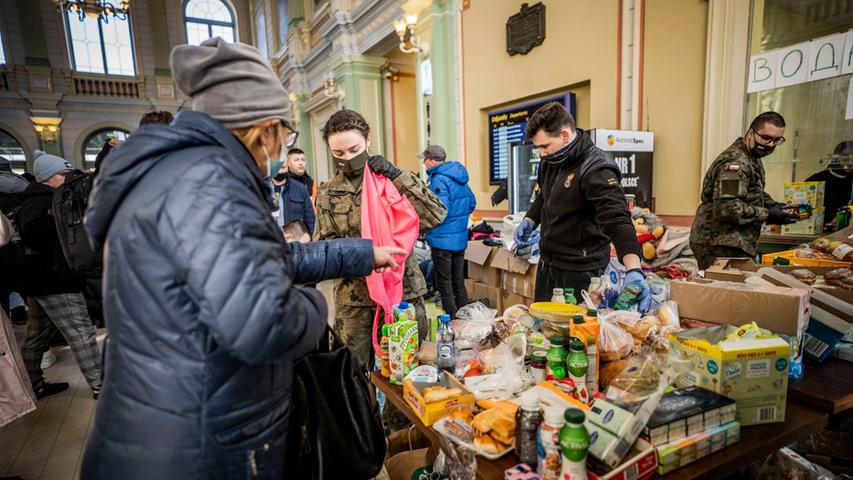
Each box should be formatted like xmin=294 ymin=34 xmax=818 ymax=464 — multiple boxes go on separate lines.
xmin=775 ymin=358 xmax=788 ymax=371
xmin=707 ymin=360 xmax=719 ymax=374
xmin=607 ymin=134 xmax=615 ymax=146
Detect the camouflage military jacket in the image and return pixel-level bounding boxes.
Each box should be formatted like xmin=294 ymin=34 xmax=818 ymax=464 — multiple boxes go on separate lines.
xmin=315 ymin=161 xmax=447 ymax=306
xmin=691 ymin=139 xmax=781 ymax=254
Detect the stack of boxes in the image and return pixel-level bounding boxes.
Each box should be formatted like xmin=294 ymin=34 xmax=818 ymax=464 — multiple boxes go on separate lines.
xmin=782 ymin=181 xmax=826 ymax=234
xmin=641 ymin=386 xmax=742 ymax=475
xmin=464 ymin=241 xmax=539 ymax=312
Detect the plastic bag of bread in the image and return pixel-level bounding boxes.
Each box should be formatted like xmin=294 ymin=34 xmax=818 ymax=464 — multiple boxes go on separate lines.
xmin=598 ymin=311 xmax=634 ymax=361
xmin=824 ymin=268 xmax=852 ymax=287
xmin=811 ymin=225 xmax=853 ymax=262
xmin=601 ymin=355 xmax=661 ymax=402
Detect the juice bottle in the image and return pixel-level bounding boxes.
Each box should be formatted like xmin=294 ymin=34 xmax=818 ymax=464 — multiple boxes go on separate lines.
xmin=379 ymin=323 xmax=391 ymax=377
xmin=559 ymin=409 xmax=589 ymax=480
xmin=516 ymin=392 xmax=542 ymax=468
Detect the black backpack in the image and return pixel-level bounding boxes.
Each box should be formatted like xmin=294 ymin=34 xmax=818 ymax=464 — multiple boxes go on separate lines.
xmin=0 ymin=192 xmax=29 ymax=292
xmin=52 ymin=170 xmax=101 ymax=273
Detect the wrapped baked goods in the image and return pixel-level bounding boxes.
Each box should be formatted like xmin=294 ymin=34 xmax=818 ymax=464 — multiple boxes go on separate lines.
xmin=474 ymin=434 xmax=505 ymax=455
xmin=471 ymin=407 xmax=514 ymax=435
xmin=843 ymin=275 xmax=853 ymax=291
xmin=423 ymin=386 xmax=462 ymax=403
xmin=599 ymin=312 xmax=634 ymax=361
xmin=788 ymin=269 xmax=816 ymax=285
xmin=600 ymin=352 xmax=663 ymax=402
xmin=824 ymin=268 xmax=852 ymax=286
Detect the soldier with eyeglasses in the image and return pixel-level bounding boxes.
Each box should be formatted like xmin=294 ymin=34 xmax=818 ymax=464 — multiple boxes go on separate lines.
xmin=691 ymin=111 xmax=802 ymax=269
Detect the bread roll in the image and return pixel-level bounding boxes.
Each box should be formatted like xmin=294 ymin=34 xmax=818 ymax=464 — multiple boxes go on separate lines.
xmin=423 ymin=386 xmax=461 ymax=403
xmin=489 ymin=429 xmax=514 ymax=446
xmin=789 ymin=269 xmax=816 ymax=285
xmin=475 ymin=434 xmax=505 ymax=455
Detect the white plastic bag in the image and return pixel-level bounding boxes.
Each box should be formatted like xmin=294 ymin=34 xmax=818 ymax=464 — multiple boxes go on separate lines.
xmin=453 ymin=302 xmax=498 ymax=350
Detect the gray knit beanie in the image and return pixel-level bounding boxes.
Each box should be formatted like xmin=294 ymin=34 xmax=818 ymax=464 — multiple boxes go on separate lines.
xmin=170 ymin=37 xmax=290 ymax=129
xmin=33 ymin=150 xmax=72 ymax=183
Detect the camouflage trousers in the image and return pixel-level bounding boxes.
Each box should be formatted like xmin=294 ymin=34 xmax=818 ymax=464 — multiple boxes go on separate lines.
xmin=335 ymin=298 xmax=428 ymax=435
xmin=690 ymin=242 xmax=752 ymax=270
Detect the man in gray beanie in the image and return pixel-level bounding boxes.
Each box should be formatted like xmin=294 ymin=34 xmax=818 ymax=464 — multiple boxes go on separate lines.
xmin=17 ymin=150 xmax=102 ymax=400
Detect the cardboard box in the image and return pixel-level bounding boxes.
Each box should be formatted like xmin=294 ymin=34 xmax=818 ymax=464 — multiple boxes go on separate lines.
xmin=589 ymin=437 xmax=658 ymax=480
xmin=784 ymin=181 xmax=825 ymax=208
xmin=671 ymin=279 xmax=810 ymax=337
xmin=490 ymin=247 xmax=535 ymax=275
xmin=464 ymin=278 xmax=475 ymax=296
xmin=501 ymin=269 xmax=538 ymax=299
xmin=465 ymin=241 xmax=501 ymax=286
xmin=670 ymin=327 xmax=790 ymax=426
xmin=472 ymin=282 xmax=503 ymax=312
xmin=502 ymin=291 xmax=531 ymax=309
xmin=403 ymin=374 xmax=475 ymax=426
xmin=782 ymin=208 xmax=825 ymax=235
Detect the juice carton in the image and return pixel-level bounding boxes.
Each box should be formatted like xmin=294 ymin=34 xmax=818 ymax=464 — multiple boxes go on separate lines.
xmin=389 ymin=320 xmax=418 ymax=385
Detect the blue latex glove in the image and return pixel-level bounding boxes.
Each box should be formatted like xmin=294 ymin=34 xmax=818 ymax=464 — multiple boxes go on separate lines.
xmin=513 ymin=217 xmax=537 ymax=248
xmin=624 ymin=269 xmax=652 ymax=313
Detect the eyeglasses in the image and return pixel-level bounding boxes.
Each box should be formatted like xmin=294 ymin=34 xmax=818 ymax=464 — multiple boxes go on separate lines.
xmin=752 ymin=131 xmax=785 ymax=146
xmin=281 ymin=121 xmax=299 ymax=149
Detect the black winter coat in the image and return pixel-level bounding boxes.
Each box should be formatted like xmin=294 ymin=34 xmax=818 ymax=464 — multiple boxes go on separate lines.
xmin=17 ymin=182 xmax=83 ymax=296
xmin=526 ymin=129 xmax=641 ymax=271
xmin=80 ymin=111 xmax=374 ymax=479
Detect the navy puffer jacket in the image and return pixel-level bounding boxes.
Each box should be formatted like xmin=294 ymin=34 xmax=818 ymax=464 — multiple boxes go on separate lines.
xmin=80 ymin=111 xmax=374 ymax=479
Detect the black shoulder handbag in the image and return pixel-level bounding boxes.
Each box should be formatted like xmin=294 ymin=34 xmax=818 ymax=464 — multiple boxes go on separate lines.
xmin=286 ymin=327 xmax=386 ymax=479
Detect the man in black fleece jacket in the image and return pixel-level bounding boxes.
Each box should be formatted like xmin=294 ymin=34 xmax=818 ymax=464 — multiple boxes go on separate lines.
xmin=514 ymin=102 xmax=650 ymax=310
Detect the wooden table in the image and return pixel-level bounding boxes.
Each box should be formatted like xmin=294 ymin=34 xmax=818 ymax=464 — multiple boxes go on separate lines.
xmin=373 ymin=371 xmax=837 ymax=479
xmin=371 ymin=372 xmax=517 ymax=479
xmin=788 ymin=357 xmax=853 ymax=414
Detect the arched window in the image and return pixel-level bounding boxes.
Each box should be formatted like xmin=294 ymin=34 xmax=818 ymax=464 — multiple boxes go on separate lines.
xmin=184 ymin=0 xmax=237 ymax=45
xmin=64 ymin=11 xmax=136 ymax=76
xmin=82 ymin=128 xmax=129 ymax=171
xmin=0 ymin=129 xmax=26 ymax=174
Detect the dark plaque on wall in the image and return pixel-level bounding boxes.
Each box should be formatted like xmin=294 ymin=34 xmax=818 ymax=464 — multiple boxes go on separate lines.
xmin=506 ymin=2 xmax=545 ymax=56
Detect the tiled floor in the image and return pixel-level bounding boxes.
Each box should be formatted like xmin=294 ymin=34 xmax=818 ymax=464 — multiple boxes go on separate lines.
xmin=0 ymin=281 xmax=338 ymax=480
xmin=0 ymin=333 xmax=101 ymax=480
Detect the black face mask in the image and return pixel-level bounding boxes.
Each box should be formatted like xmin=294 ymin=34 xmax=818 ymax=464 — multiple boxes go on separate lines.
xmin=334 ymin=150 xmax=369 ymax=177
xmin=540 ymin=141 xmax=573 ymax=165
xmin=273 ymin=173 xmax=288 ymax=182
xmin=751 ymin=143 xmax=774 ymax=158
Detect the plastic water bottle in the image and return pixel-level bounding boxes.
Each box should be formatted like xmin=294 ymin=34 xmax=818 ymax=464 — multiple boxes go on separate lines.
xmin=436 ymin=314 xmax=456 ymax=373
xmin=551 ymin=288 xmax=566 ymax=304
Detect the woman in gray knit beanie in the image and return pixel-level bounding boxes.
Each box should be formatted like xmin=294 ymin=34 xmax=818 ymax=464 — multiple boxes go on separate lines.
xmin=80 ymin=37 xmax=401 ymax=479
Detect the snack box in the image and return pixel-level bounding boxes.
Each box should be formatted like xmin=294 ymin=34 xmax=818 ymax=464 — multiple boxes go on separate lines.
xmin=403 ymin=374 xmax=475 ymax=426
xmin=783 ymin=181 xmax=825 ymax=208
xmin=585 ymin=395 xmax=662 ymax=467
xmin=656 ymin=421 xmax=741 ymax=475
xmin=670 ymin=327 xmax=789 ymax=426
xmin=588 ymin=437 xmax=658 ymax=480
xmin=641 ymin=386 xmax=736 ymax=445
xmin=389 ymin=320 xmax=418 ymax=385
xmin=782 ymin=207 xmax=825 ymax=235
xmin=504 ymin=464 xmax=540 ymax=480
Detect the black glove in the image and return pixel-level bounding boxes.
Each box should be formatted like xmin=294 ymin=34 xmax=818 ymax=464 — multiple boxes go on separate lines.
xmin=767 ymin=204 xmax=801 ymax=225
xmin=368 ymin=156 xmax=402 ymax=180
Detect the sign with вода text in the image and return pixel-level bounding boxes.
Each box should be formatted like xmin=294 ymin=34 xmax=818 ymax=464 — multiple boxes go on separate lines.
xmin=747 ymin=30 xmax=853 ymax=93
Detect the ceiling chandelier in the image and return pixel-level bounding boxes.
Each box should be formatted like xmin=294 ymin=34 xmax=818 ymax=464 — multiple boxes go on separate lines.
xmin=54 ymin=0 xmax=130 ymax=23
